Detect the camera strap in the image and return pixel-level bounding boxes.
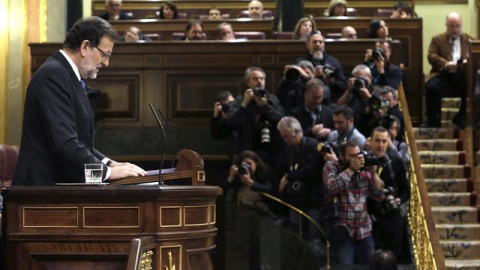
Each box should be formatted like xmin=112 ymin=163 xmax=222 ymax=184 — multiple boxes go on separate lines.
xmin=377 ymin=166 xmax=384 ymax=176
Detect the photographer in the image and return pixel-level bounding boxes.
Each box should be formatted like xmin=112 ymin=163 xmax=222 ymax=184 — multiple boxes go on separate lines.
xmin=210 ymin=91 xmax=235 ymax=139
xmin=323 ymin=141 xmax=384 ymax=265
xmin=227 ymin=67 xmax=285 ymax=167
xmin=222 ymin=150 xmax=274 ymax=270
xmin=337 ymin=65 xmax=373 ymax=127
xmin=276 ymin=61 xmax=315 ymax=114
xmin=366 ymin=127 xmax=409 ymax=263
xmin=379 ymin=114 xmax=410 ymax=166
xmin=364 ymin=41 xmax=402 ymax=89
xmin=277 ymin=117 xmax=325 ymax=241
xmin=327 ymin=105 xmax=366 ymax=152
xmin=378 ymin=86 xmax=405 ymax=141
xmin=357 ymin=93 xmax=390 ymax=138
xmin=291 ymin=78 xmax=333 ymax=141
xmin=294 ymin=31 xmax=347 ymax=104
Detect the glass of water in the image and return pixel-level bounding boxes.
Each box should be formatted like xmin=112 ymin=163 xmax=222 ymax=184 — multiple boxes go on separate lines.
xmin=84 ymin=164 xmax=103 ymax=184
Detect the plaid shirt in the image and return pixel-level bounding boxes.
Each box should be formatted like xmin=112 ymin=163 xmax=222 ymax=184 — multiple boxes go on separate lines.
xmin=323 ymin=160 xmax=383 ymax=240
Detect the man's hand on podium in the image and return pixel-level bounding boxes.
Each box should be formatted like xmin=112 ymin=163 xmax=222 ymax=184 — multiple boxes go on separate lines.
xmin=108 ymin=162 xmax=147 ymax=180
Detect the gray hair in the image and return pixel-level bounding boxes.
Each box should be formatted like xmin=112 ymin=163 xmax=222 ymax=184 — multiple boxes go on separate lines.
xmin=244 ymin=66 xmax=266 ymax=84
xmin=378 ymin=85 xmax=398 ymax=100
xmin=351 ymin=64 xmax=371 ymax=76
xmin=277 ymin=116 xmax=303 ymax=136
xmin=296 ymin=60 xmax=314 ymax=72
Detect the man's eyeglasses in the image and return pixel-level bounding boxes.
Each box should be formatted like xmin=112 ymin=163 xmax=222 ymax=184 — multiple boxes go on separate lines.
xmin=94 ymin=46 xmax=111 ymax=60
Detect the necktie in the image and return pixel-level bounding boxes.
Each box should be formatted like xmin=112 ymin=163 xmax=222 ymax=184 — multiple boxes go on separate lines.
xmin=79 ymin=80 xmax=87 ymax=94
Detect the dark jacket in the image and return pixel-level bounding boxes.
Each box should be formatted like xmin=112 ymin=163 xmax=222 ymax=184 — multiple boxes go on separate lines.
xmin=290 ymin=104 xmax=333 ymax=141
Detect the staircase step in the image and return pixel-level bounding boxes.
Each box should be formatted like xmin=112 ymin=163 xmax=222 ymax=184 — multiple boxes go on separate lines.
xmin=429 ymin=193 xmax=477 ymax=206
xmin=421 ymin=164 xmax=471 ymax=179
xmin=416 ymin=139 xmax=463 ymax=151
xmin=446 ymin=259 xmax=480 ymax=270
xmin=436 ymin=224 xmax=480 ymax=240
xmin=441 ymin=240 xmax=480 ymax=259
xmin=418 ymin=151 xmax=467 ymax=165
xmin=432 ymin=206 xmax=479 ymax=224
xmin=442 ymin=108 xmax=460 ymax=121
xmin=425 ymin=179 xmax=475 ymax=192
xmin=441 ymin=120 xmax=456 ymax=129
xmin=442 ymin=97 xmax=462 ymax=108
xmin=413 ymin=127 xmax=459 ymax=139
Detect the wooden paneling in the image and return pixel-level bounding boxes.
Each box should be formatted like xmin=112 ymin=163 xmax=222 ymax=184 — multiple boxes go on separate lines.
xmin=3 ymin=185 xmax=222 ymax=270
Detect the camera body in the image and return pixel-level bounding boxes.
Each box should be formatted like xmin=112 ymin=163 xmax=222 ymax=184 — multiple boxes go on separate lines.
xmin=380 ymin=114 xmax=395 ymax=129
xmin=353 ymin=77 xmax=369 ymax=90
xmin=285 ymin=68 xmax=301 ymax=82
xmin=368 ymin=95 xmax=390 ymax=112
xmin=317 ymin=142 xmax=332 ymax=153
xmin=372 ymin=48 xmax=386 ymax=61
xmin=322 ymin=64 xmax=336 ymax=78
xmin=238 ymin=162 xmax=252 ymax=176
xmin=221 ymin=103 xmax=230 ymax=113
xmin=358 ymin=151 xmax=387 ymax=167
xmin=382 ymin=186 xmax=399 ymax=214
xmin=253 ymin=88 xmax=267 ymax=97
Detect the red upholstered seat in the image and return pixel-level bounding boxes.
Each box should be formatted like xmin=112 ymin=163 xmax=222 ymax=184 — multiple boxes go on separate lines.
xmin=234 ymin=31 xmax=266 ymax=40
xmin=0 ymin=145 xmax=19 ymax=189
xmin=273 ymin=31 xmax=294 ymax=39
xmin=377 ymin=8 xmax=394 ymax=17
xmin=238 ymin=10 xmax=273 ymax=19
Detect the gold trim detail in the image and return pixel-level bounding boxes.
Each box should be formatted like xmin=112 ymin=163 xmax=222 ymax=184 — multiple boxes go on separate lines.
xmin=159 ymin=206 xmax=182 ymax=228
xmin=23 ymin=207 xmax=79 ymax=228
xmin=209 ymin=205 xmax=216 ymax=224
xmin=197 ymin=171 xmax=205 ymax=181
xmin=183 ymin=205 xmax=209 ymax=226
xmin=160 ymin=245 xmax=182 ymax=270
xmin=140 ymin=250 xmax=153 ymax=270
xmin=83 ymin=206 xmax=140 ymax=228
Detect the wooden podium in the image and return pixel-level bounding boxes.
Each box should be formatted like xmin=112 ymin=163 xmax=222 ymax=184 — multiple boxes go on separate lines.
xmin=2 ymin=150 xmax=222 ymax=270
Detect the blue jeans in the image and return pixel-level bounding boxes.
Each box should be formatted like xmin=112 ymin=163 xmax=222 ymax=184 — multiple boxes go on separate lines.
xmin=329 ymin=225 xmax=374 ymax=265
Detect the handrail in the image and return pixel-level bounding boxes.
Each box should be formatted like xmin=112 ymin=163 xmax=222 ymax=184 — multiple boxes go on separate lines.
xmin=126 ymin=236 xmax=156 ymax=270
xmin=259 ymin=192 xmax=331 ymax=269
xmin=397 ymin=83 xmax=446 ymax=270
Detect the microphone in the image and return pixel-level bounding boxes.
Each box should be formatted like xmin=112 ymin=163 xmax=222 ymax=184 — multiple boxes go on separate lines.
xmin=148 ymin=103 xmax=167 ymax=185
xmin=157 ymin=108 xmax=177 ymax=169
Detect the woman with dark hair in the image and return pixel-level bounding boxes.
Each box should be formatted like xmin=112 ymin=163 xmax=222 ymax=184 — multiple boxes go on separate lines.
xmin=223 ymin=150 xmax=273 ymax=209
xmin=369 ymin=249 xmax=398 ymax=270
xmin=368 ymin=19 xmax=390 ymax=39
xmin=292 ymin=17 xmax=316 ymax=40
xmin=159 ymin=1 xmax=178 ymax=19
xmin=324 ymin=0 xmax=348 ymax=16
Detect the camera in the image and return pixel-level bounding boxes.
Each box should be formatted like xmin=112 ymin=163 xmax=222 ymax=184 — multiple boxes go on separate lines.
xmin=354 ymin=77 xmax=369 ymax=89
xmin=382 ymin=186 xmax=399 ymax=214
xmin=317 ymin=142 xmax=332 ymax=153
xmin=260 ymin=121 xmax=271 ymax=144
xmin=221 ymin=103 xmax=230 ymax=113
xmin=380 ymin=114 xmax=395 ymax=129
xmin=253 ymin=88 xmax=267 ymax=97
xmin=372 ymin=48 xmax=386 ymax=61
xmin=368 ymin=95 xmax=390 ymax=112
xmin=358 ymin=151 xmax=387 ymax=167
xmin=285 ymin=67 xmax=301 ymax=82
xmin=322 ymin=64 xmax=336 ymax=78
xmin=238 ymin=162 xmax=252 ymax=176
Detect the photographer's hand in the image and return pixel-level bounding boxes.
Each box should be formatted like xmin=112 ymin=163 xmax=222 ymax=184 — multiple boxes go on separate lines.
xmin=323 ymin=148 xmax=337 ymax=162
xmin=445 ymin=61 xmax=458 ymax=73
xmin=213 ymin=102 xmax=222 ymax=118
xmin=375 ymin=55 xmax=385 ymax=74
xmin=242 ymin=89 xmax=255 ymax=108
xmin=314 ymin=65 xmax=325 ymax=79
xmin=254 ymin=94 xmax=268 ymax=107
xmin=365 ymin=137 xmax=372 ymax=151
xmin=228 ymin=165 xmax=238 ymax=182
xmin=239 ymin=172 xmax=254 ymax=187
xmin=364 ymin=49 xmax=373 ymax=63
xmin=279 ymin=175 xmax=288 ymax=192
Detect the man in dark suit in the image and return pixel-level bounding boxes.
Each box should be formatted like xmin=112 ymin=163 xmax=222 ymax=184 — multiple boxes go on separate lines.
xmin=99 ymin=0 xmax=134 ymax=21
xmin=424 ymin=12 xmax=476 ymax=128
xmin=13 ymin=17 xmax=146 ymax=186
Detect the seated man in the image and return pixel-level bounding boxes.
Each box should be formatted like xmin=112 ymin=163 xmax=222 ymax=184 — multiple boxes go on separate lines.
xmin=291 ymin=78 xmax=333 ymax=141
xmin=294 ymin=31 xmax=347 ymax=104
xmin=226 ymin=67 xmax=285 ymax=166
xmin=119 ymin=26 xmax=152 ymax=42
xmin=217 ymin=22 xmax=237 ymax=40
xmin=180 ymin=20 xmax=205 ymax=41
xmin=424 ymin=12 xmax=475 ymax=128
xmin=208 ymin=8 xmax=222 ymax=19
xmin=364 ymin=40 xmax=402 ymax=89
xmin=341 ymin=26 xmax=357 ymax=40
xmin=327 ymin=105 xmax=366 ymax=151
xmin=248 ymin=0 xmax=264 ymax=19
xmin=99 ymin=0 xmax=133 ymax=20
xmin=323 ymin=140 xmax=383 ymax=264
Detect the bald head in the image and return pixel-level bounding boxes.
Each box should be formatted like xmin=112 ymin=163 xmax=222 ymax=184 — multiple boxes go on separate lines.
xmin=248 ymin=0 xmax=264 ymax=19
xmin=446 ymin=12 xmax=462 ymax=39
xmin=342 ymin=26 xmax=357 ymax=39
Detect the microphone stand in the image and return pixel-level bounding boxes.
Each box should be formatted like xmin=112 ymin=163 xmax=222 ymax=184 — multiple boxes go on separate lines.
xmin=148 ymin=103 xmax=167 ymax=185
xmin=157 ymin=108 xmax=177 ymax=169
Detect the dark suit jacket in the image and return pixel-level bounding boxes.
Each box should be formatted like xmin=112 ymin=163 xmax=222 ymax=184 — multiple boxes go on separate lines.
xmin=98 ymin=12 xmax=133 ymax=20
xmin=427 ymin=32 xmax=476 ymax=80
xmin=290 ymin=104 xmax=333 ymax=140
xmin=13 ymin=51 xmax=108 ymax=186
